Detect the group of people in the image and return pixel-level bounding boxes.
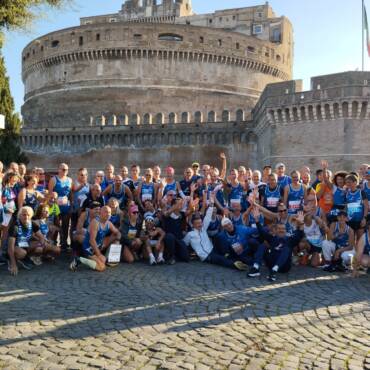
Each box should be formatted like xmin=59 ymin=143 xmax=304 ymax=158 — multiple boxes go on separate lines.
xmin=0 ymin=156 xmax=369 ymax=281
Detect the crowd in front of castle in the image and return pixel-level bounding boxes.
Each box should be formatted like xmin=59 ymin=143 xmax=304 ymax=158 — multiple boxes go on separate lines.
xmin=0 ymin=156 xmax=369 ymax=282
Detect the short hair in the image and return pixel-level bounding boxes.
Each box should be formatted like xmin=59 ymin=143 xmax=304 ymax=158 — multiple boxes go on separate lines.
xmin=263 ymin=165 xmax=272 ymax=170
xmin=18 ymin=206 xmax=34 ymax=219
xmin=345 ymin=174 xmax=359 ymax=184
xmin=316 ymin=169 xmax=323 ymax=176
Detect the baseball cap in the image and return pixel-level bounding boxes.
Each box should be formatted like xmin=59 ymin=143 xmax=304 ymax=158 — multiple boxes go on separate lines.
xmin=192 ymin=162 xmax=200 ymax=167
xmin=221 ymin=218 xmax=233 ymax=227
xmin=337 ymin=210 xmax=347 ymax=217
xmin=275 ymin=162 xmax=285 ymax=170
xmin=145 ymin=215 xmax=155 ymax=223
xmin=89 ymin=201 xmax=101 ymax=209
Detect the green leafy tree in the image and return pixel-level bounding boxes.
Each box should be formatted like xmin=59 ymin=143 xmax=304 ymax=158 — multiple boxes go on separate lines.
xmin=0 ymin=0 xmax=68 ymax=165
xmin=0 ymin=52 xmax=28 ymax=165
xmin=0 ymin=0 xmax=65 ymax=30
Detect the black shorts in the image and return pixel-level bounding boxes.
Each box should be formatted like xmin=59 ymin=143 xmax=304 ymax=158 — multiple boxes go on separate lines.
xmin=308 ymin=242 xmax=322 ymax=254
xmin=347 ymin=220 xmax=362 ymax=231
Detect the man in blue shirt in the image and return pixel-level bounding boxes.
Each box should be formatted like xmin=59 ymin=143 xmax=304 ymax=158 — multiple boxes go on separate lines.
xmin=247 ymin=208 xmax=305 ymax=281
xmin=215 ymin=218 xmax=258 ymax=265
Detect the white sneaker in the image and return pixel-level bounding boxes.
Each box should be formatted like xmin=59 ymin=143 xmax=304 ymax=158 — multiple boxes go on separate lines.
xmin=149 ymin=255 xmax=157 ymax=265
xmin=30 ymin=256 xmax=43 ymax=266
xmin=156 ymin=256 xmax=165 ymax=265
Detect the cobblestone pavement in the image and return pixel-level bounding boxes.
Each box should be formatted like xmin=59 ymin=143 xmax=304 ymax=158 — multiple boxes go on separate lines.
xmin=0 ymin=258 xmax=369 ymax=370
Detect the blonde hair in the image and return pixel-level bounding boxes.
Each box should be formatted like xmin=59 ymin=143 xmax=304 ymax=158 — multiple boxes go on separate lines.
xmin=18 ymin=206 xmax=34 ymax=219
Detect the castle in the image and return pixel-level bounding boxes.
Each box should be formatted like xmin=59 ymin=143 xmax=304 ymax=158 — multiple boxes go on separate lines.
xmin=20 ymin=1 xmax=369 ymax=172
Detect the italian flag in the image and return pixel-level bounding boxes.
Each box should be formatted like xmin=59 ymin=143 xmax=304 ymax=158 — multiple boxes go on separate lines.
xmin=365 ymin=5 xmax=370 ymax=56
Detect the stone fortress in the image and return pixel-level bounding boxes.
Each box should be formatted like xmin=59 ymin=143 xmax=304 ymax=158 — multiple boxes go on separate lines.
xmin=20 ymin=0 xmax=369 ymax=172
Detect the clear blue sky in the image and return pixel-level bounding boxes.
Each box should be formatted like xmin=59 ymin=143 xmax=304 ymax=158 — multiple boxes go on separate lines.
xmin=3 ymin=0 xmax=370 ymax=114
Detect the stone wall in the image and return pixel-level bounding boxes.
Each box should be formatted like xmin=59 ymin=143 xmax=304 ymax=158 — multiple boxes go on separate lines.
xmin=21 ymin=19 xmax=291 ymax=130
xmin=254 ymin=72 xmax=370 ymax=172
xmin=22 ymin=120 xmax=258 ymax=174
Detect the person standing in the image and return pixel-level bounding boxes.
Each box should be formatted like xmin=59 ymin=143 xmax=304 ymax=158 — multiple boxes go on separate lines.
xmin=48 ymin=163 xmax=72 ymax=251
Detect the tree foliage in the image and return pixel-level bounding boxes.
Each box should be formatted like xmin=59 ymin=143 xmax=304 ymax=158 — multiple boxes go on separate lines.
xmin=0 ymin=0 xmax=68 ymax=164
xmin=0 ymin=0 xmax=67 ymax=46
xmin=0 ymin=0 xmax=65 ymax=30
xmin=0 ymin=51 xmax=28 ymax=165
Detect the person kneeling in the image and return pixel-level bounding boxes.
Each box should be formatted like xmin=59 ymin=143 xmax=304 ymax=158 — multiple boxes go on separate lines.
xmin=70 ymin=206 xmax=121 ymax=272
xmin=143 ymin=215 xmax=166 ymax=265
xmin=7 ymin=206 xmax=50 ymax=276
xmin=247 ymin=208 xmax=305 ymax=281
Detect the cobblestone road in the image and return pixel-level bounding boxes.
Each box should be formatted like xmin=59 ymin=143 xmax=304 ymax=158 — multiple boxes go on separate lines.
xmin=0 ymin=258 xmax=369 ymax=370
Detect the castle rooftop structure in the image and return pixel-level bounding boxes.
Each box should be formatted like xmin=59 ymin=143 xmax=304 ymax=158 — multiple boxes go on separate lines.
xmin=21 ymin=1 xmax=293 ymax=130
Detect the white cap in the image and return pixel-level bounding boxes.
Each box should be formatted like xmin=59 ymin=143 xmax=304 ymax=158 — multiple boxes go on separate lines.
xmin=221 ymin=218 xmax=232 ymax=227
xmin=275 ymin=162 xmax=285 ymax=170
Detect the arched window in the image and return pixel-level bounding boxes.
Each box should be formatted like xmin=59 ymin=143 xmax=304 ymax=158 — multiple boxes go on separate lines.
xmin=236 ymin=109 xmax=244 ymax=122
xmin=208 ymin=111 xmax=216 ymax=122
xmin=181 ymin=112 xmax=189 ymax=124
xmin=168 ymin=112 xmax=177 ymax=124
xmin=222 ymin=110 xmax=230 ymax=122
xmin=118 ymin=114 xmax=128 ymax=125
xmin=155 ymin=113 xmax=164 ymax=124
xmin=194 ymin=111 xmax=202 ymax=124
xmin=131 ymin=113 xmax=140 ymax=125
xmin=143 ymin=113 xmax=152 ymax=125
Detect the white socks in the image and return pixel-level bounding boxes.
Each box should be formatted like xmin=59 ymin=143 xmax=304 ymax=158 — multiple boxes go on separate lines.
xmin=79 ymin=257 xmax=97 ymax=270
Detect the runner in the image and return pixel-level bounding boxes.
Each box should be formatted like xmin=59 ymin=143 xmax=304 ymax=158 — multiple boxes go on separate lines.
xmin=48 ymin=163 xmax=72 ymax=250
xmin=136 ymin=169 xmax=158 ymax=209
xmin=323 ymin=211 xmax=355 ymax=271
xmin=17 ymin=175 xmax=45 ymax=211
xmin=345 ymin=174 xmax=368 ymax=239
xmin=7 ymin=206 xmax=49 ymax=276
xmin=283 ymin=170 xmax=306 ymax=215
xmin=103 ymin=175 xmax=133 ymax=209
xmin=70 ymin=206 xmax=121 ymax=272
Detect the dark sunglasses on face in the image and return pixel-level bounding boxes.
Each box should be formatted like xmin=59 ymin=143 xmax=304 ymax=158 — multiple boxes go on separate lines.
xmin=132 ymin=211 xmax=139 ymax=215
xmin=278 ymin=209 xmax=287 ymax=213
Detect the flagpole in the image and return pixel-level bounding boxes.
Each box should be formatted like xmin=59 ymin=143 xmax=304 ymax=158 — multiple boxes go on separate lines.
xmin=363 ymin=0 xmax=365 ymax=71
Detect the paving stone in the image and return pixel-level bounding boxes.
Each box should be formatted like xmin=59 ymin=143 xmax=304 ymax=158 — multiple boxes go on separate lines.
xmin=0 ymin=258 xmax=369 ymax=370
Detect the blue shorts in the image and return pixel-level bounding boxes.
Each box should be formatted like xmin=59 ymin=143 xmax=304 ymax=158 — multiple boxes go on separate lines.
xmin=81 ymin=244 xmax=103 ymax=257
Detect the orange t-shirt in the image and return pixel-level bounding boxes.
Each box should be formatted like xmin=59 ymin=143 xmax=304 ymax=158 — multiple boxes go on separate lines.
xmin=316 ymin=183 xmax=333 ymax=213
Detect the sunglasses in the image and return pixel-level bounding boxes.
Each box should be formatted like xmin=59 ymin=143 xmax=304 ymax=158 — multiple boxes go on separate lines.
xmin=132 ymin=211 xmax=139 ymax=215
xmin=61 ymin=168 xmax=68 ymax=171
xmin=278 ymin=209 xmax=287 ymax=213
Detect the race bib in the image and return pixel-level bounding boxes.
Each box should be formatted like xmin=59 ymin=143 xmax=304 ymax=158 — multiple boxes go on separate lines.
xmin=288 ymin=200 xmax=301 ymax=211
xmin=127 ymin=229 xmax=137 ymax=240
xmin=232 ymin=242 xmax=243 ymax=255
xmin=57 ymin=196 xmax=69 ymax=206
xmin=18 ymin=239 xmax=30 ymax=248
xmin=142 ymin=193 xmax=153 ymax=201
xmin=266 ymin=197 xmax=279 ymax=208
xmin=230 ymin=199 xmax=241 ymax=207
xmin=347 ymin=202 xmax=361 ymax=218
